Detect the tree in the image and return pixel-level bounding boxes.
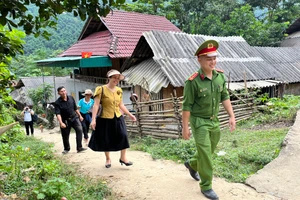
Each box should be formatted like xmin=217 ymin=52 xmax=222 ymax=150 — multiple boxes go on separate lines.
xmin=243 ymin=0 xmax=300 ymax=23
xmin=0 ymin=0 xmax=130 ymax=65
xmin=27 ymin=83 xmax=54 ymax=114
xmin=196 ymin=4 xmax=289 ymax=46
xmin=11 ymin=49 xmax=71 ymax=78
xmin=0 ymin=25 xmax=25 ymax=124
xmin=121 ymin=0 xmax=167 ymax=15
xmin=165 ymin=0 xmax=240 ymax=33
xmin=167 ymin=1 xmax=291 ymax=46
xmin=0 ymin=0 xmax=130 ymax=121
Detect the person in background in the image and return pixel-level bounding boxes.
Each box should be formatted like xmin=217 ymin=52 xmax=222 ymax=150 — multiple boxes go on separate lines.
xmin=77 ymin=89 xmax=94 ymax=144
xmin=89 ymin=69 xmax=136 ymax=168
xmin=21 ymin=105 xmax=35 ymax=136
xmin=54 ymin=86 xmax=87 ymax=154
xmin=182 ymin=40 xmax=236 ymax=200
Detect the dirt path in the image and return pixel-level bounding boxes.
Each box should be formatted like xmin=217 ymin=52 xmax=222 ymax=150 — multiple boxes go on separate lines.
xmin=34 ymin=110 xmax=300 ymax=200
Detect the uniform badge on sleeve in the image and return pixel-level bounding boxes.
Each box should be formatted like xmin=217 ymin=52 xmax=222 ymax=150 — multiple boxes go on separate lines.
xmin=188 ymin=72 xmax=199 ymax=81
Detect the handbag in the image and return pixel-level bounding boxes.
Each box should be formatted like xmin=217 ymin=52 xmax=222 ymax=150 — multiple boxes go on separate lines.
xmin=96 ymin=86 xmax=104 ymax=117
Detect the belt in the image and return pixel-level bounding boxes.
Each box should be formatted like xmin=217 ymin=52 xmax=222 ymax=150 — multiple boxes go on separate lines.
xmin=67 ymin=115 xmax=77 ymax=121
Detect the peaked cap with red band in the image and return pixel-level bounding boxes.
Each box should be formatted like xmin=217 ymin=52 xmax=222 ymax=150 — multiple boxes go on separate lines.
xmin=195 ymin=40 xmax=219 ymax=57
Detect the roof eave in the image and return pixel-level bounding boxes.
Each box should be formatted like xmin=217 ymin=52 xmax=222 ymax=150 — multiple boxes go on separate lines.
xmin=78 ymin=17 xmax=93 ymax=41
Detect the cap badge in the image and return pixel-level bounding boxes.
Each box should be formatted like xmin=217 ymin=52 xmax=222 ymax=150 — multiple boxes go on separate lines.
xmin=207 ymin=43 xmax=214 ymax=49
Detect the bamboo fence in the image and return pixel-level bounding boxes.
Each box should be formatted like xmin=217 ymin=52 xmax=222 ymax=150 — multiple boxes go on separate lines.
xmin=124 ymin=92 xmax=256 ymax=139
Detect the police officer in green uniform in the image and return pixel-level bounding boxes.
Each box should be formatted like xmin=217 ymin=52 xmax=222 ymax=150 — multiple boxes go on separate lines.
xmin=182 ymin=40 xmax=236 ymax=200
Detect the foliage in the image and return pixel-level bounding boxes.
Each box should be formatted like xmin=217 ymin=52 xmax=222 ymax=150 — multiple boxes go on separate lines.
xmin=11 ymin=49 xmax=71 ymax=78
xmin=244 ymin=0 xmax=300 ymax=23
xmin=121 ymin=0 xmax=167 ymax=14
xmin=0 ymin=25 xmax=25 ymax=126
xmin=132 ymin=136 xmax=197 ymax=161
xmin=0 ymin=25 xmax=26 ymax=65
xmin=27 ymin=83 xmax=53 ymax=114
xmin=8 ymin=5 xmax=81 ymax=77
xmin=0 ymin=0 xmax=131 ymax=77
xmin=196 ymin=4 xmax=289 ymax=46
xmin=253 ymin=95 xmax=300 ymax=124
xmin=213 ymin=127 xmax=287 ymax=182
xmin=130 ymin=95 xmax=300 ymax=183
xmin=21 ymin=5 xmax=85 ymax=56
xmin=0 ymin=0 xmax=128 ymax=37
xmin=123 ymin=0 xmax=299 ymax=47
xmin=0 ymin=135 xmax=111 ymax=199
xmin=165 ymin=0 xmax=239 ymax=33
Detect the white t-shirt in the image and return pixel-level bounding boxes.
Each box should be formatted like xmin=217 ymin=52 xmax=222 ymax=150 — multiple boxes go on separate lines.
xmin=24 ymin=110 xmax=32 ymax=122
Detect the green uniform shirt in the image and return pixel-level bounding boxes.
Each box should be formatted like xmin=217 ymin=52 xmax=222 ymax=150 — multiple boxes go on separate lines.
xmin=182 ymin=68 xmax=229 ymax=119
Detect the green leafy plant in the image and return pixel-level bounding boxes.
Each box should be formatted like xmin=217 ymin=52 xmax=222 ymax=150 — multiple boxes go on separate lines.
xmin=33 ymin=177 xmax=72 ymax=200
xmin=27 ymin=83 xmax=53 ymax=114
xmin=0 ymin=135 xmax=111 ymax=199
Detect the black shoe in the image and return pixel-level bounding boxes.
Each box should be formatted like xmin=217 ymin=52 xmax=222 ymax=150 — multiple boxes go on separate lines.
xmin=62 ymin=150 xmax=69 ymax=154
xmin=77 ymin=147 xmax=87 ymax=153
xmin=105 ymin=160 xmax=111 ymax=168
xmin=119 ymin=159 xmax=133 ymax=166
xmin=201 ymin=189 xmax=219 ymax=200
xmin=184 ymin=161 xmax=200 ymax=181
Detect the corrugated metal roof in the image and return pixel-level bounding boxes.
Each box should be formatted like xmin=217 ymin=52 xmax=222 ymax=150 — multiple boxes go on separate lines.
xmin=228 ymin=80 xmax=282 ymax=91
xmin=123 ymin=30 xmax=300 ymax=92
xmin=123 ymin=31 xmax=285 ymax=92
xmin=61 ymin=10 xmax=181 ymax=58
xmin=11 ymin=76 xmax=69 ymax=104
xmin=280 ymin=36 xmax=300 ymax=47
xmin=286 ymin=31 xmax=300 ymax=39
xmin=253 ymin=47 xmax=300 ymax=83
xmin=122 ymin=59 xmax=169 ymax=93
xmin=254 ymin=46 xmax=300 ymax=63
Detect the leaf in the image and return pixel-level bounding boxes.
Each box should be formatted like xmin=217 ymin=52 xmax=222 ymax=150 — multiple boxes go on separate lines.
xmin=7 ymin=19 xmax=18 ymax=28
xmin=37 ymin=193 xmax=46 ymax=199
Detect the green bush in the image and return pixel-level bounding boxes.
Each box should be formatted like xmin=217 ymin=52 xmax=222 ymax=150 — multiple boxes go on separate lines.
xmin=0 ymin=135 xmax=111 ymax=199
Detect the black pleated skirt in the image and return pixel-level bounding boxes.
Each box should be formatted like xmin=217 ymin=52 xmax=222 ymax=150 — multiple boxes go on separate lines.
xmin=88 ymin=115 xmax=130 ymax=151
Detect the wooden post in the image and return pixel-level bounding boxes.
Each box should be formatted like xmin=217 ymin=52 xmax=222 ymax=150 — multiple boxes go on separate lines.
xmin=171 ymin=89 xmax=182 ymax=137
xmin=130 ymin=93 xmax=142 ymax=137
xmin=243 ymin=71 xmax=248 ymax=94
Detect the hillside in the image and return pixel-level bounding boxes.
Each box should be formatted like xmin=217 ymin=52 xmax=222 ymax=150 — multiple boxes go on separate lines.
xmin=23 ymin=5 xmax=85 ymax=55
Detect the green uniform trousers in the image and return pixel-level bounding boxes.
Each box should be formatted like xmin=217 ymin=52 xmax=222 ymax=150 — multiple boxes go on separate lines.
xmin=189 ymin=116 xmax=221 ymax=191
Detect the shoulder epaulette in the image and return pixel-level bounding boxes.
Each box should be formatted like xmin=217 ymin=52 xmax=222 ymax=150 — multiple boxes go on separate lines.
xmin=215 ymin=68 xmax=224 ymax=73
xmin=188 ymin=72 xmax=199 ymax=80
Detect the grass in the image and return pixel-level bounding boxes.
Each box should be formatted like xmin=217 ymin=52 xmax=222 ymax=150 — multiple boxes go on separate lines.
xmin=1 ymin=94 xmax=299 ymax=198
xmin=0 ymin=126 xmax=112 ymax=200
xmin=212 ymin=125 xmax=288 ymax=182
xmin=130 ymin=94 xmax=300 ymax=183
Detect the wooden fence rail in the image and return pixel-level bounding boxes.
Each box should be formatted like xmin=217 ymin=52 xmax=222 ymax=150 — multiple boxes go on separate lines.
xmin=124 ymin=93 xmax=256 ymax=139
